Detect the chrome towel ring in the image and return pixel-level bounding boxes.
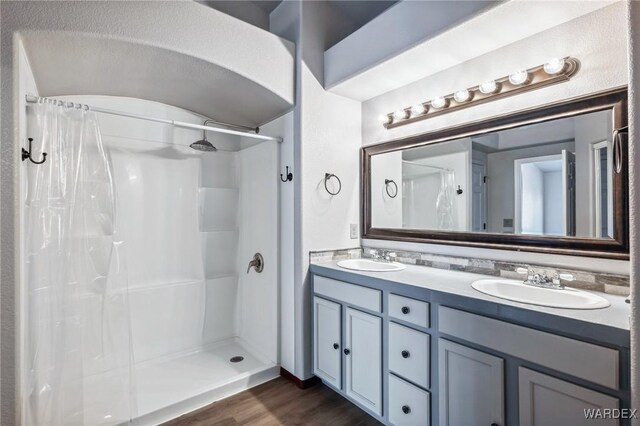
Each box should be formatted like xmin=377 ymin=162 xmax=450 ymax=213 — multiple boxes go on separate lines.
xmin=385 ymin=179 xmax=398 ymax=198
xmin=324 ymin=173 xmax=341 ymax=196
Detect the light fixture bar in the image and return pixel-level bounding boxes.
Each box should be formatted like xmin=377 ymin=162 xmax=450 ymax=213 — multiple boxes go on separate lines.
xmin=383 ymin=57 xmax=579 ymax=129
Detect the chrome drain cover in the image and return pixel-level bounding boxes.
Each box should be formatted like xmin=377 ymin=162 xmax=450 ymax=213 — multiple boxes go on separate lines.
xmin=230 ymin=356 xmax=244 ymax=363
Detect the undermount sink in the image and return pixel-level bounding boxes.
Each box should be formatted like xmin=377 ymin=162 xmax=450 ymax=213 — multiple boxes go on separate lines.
xmin=471 ymin=279 xmax=610 ymax=310
xmin=337 ymin=258 xmax=406 ymax=272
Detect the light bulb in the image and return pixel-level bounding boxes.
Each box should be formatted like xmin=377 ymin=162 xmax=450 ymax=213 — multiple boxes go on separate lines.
xmin=431 ymin=96 xmax=447 ymax=109
xmin=543 ymin=57 xmax=566 ymax=75
xmin=379 ymin=114 xmax=392 ymax=125
xmin=394 ymin=109 xmax=409 ymax=120
xmin=479 ymin=80 xmax=499 ymax=94
xmin=453 ymin=89 xmax=472 ymax=103
xmin=509 ymin=70 xmax=529 ymax=86
xmin=411 ymin=104 xmax=427 ymax=116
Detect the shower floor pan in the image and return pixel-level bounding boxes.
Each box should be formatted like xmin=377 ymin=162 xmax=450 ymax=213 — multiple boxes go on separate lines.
xmin=85 ymin=338 xmax=279 ymax=425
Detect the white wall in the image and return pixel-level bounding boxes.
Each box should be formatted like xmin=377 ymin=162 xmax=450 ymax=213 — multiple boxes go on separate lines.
xmin=361 ymin=3 xmax=629 ymax=274
xmin=487 ymin=142 xmax=574 ymax=233
xmin=371 ymin=151 xmax=403 ymax=228
xmin=543 ymin=171 xmax=564 ymax=236
xmin=362 ymin=3 xmax=627 ymax=146
xmin=15 ymin=38 xmax=40 ymax=425
xmin=271 ymin=0 xmax=362 ymax=380
xmin=520 ymin=163 xmax=545 ymax=234
xmin=574 ymin=110 xmax=613 ymax=236
xmin=259 ymin=111 xmax=295 ymax=373
xmin=402 ymin=151 xmax=468 ymax=231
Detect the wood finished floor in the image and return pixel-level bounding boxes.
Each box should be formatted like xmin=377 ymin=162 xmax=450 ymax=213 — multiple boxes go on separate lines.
xmin=163 ymin=377 xmax=381 ymax=426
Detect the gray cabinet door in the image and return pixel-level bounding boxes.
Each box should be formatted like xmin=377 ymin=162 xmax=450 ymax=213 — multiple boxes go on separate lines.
xmin=345 ymin=307 xmax=382 ymax=416
xmin=313 ymin=297 xmax=342 ymax=389
xmin=519 ymin=367 xmax=619 ymax=426
xmin=438 ymin=339 xmax=505 ymax=426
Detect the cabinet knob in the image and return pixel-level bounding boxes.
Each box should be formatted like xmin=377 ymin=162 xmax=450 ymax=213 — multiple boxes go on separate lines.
xmin=401 ymin=350 xmax=410 ymax=359
xmin=343 ymin=348 xmax=350 ymax=355
xmin=401 ymin=306 xmax=410 ymax=314
xmin=491 ymin=423 xmax=499 ymax=426
xmin=333 ymin=343 xmax=339 ymax=350
xmin=402 ymin=405 xmax=411 ymax=414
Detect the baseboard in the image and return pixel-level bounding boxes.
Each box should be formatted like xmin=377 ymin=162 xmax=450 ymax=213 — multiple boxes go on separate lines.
xmin=279 ymin=367 xmax=321 ymax=389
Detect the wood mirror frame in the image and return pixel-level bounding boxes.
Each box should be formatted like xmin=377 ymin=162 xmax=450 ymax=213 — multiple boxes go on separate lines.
xmin=361 ymin=87 xmax=629 ymax=260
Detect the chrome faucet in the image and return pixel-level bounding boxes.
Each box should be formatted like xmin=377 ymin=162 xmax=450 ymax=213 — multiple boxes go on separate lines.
xmin=516 ymin=267 xmax=574 ymax=290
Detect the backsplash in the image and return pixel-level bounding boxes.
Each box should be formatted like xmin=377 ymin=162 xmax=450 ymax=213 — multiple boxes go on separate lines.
xmin=309 ymin=247 xmax=629 ymax=296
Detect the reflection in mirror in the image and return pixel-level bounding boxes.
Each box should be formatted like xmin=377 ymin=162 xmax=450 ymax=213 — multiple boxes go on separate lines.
xmin=371 ymin=109 xmax=613 ymax=239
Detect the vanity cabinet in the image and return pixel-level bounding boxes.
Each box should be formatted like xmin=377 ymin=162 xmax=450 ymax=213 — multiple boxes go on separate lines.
xmin=310 ymin=267 xmax=629 ymax=426
xmin=345 ymin=307 xmax=382 ymax=415
xmin=313 ymin=297 xmax=342 ymax=389
xmin=519 ymin=368 xmax=619 ymax=426
xmin=312 ymin=276 xmax=383 ymax=417
xmin=438 ymin=339 xmax=504 ymax=426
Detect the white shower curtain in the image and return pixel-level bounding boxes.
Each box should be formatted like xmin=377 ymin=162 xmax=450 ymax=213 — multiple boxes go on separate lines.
xmin=436 ymin=170 xmax=456 ymax=230
xmin=24 ymin=101 xmax=135 ymax=425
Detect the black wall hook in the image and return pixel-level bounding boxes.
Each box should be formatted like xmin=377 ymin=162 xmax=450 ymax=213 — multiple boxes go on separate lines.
xmin=22 ymin=138 xmax=47 ymax=164
xmin=456 ymin=185 xmax=463 ymax=195
xmin=280 ymin=166 xmax=293 ymax=182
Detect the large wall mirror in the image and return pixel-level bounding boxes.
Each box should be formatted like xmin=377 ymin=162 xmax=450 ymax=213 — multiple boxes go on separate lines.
xmin=362 ymin=89 xmax=628 ymax=259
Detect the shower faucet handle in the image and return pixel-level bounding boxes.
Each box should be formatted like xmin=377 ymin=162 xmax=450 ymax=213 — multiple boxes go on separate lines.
xmin=246 ymin=253 xmax=264 ymax=274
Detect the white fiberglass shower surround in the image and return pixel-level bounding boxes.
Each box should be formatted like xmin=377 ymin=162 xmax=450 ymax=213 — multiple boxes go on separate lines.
xmin=21 ymin=94 xmax=281 ymax=425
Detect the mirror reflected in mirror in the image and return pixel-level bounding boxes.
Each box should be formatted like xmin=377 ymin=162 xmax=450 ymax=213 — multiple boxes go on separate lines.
xmin=371 ymin=109 xmax=614 ymax=239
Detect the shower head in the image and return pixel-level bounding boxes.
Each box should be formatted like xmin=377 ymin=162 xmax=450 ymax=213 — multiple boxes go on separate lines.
xmin=190 ymin=119 xmax=219 ymax=152
xmin=190 ymin=137 xmax=217 ymax=152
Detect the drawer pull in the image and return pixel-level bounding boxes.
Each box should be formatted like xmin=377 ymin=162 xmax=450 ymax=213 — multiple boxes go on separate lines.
xmin=491 ymin=423 xmax=498 ymax=426
xmin=333 ymin=343 xmax=339 ymax=350
xmin=401 ymin=350 xmax=410 ymax=359
xmin=344 ymin=348 xmax=350 ymax=355
xmin=401 ymin=306 xmax=410 ymax=314
xmin=402 ymin=405 xmax=411 ymax=414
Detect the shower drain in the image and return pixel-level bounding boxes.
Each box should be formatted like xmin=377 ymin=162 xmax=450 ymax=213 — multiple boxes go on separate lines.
xmin=230 ymin=356 xmax=244 ymax=363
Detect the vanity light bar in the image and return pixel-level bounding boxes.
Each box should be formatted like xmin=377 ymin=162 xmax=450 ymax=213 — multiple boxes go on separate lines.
xmin=382 ymin=57 xmax=580 ymax=129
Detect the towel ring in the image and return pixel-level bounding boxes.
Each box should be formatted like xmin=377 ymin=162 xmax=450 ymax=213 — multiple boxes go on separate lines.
xmin=324 ymin=173 xmax=341 ymax=196
xmin=385 ymin=179 xmax=398 ymax=198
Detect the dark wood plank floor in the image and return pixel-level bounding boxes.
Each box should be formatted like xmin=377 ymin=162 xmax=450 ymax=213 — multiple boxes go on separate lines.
xmin=163 ymin=377 xmax=381 ymax=426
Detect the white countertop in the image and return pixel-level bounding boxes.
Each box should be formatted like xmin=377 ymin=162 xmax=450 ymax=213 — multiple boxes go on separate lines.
xmin=311 ymin=260 xmax=631 ymax=332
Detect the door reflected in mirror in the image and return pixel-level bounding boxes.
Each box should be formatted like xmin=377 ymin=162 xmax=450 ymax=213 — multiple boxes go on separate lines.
xmin=370 ymin=109 xmax=613 ymax=239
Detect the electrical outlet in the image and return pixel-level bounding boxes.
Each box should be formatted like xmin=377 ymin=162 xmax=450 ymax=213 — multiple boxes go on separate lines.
xmin=350 ymin=224 xmax=358 ymax=239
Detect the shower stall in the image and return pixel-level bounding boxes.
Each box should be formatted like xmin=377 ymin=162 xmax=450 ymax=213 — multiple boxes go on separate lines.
xmin=21 ymin=94 xmax=282 ymax=425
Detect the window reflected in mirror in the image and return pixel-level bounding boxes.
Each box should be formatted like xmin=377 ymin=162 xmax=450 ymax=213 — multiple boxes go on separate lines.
xmin=370 ymin=109 xmax=613 ymax=239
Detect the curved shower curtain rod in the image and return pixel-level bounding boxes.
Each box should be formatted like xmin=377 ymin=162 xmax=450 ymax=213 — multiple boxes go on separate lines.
xmin=24 ymin=94 xmax=283 ymax=143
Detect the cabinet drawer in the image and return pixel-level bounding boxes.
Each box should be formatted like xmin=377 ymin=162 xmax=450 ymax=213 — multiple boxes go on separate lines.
xmin=439 ymin=306 xmax=619 ymax=390
xmin=389 ymin=294 xmax=429 ymax=328
xmin=389 ymin=322 xmax=430 ymax=389
xmin=314 ymin=275 xmax=381 ymax=313
xmin=389 ymin=374 xmax=430 ymax=426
